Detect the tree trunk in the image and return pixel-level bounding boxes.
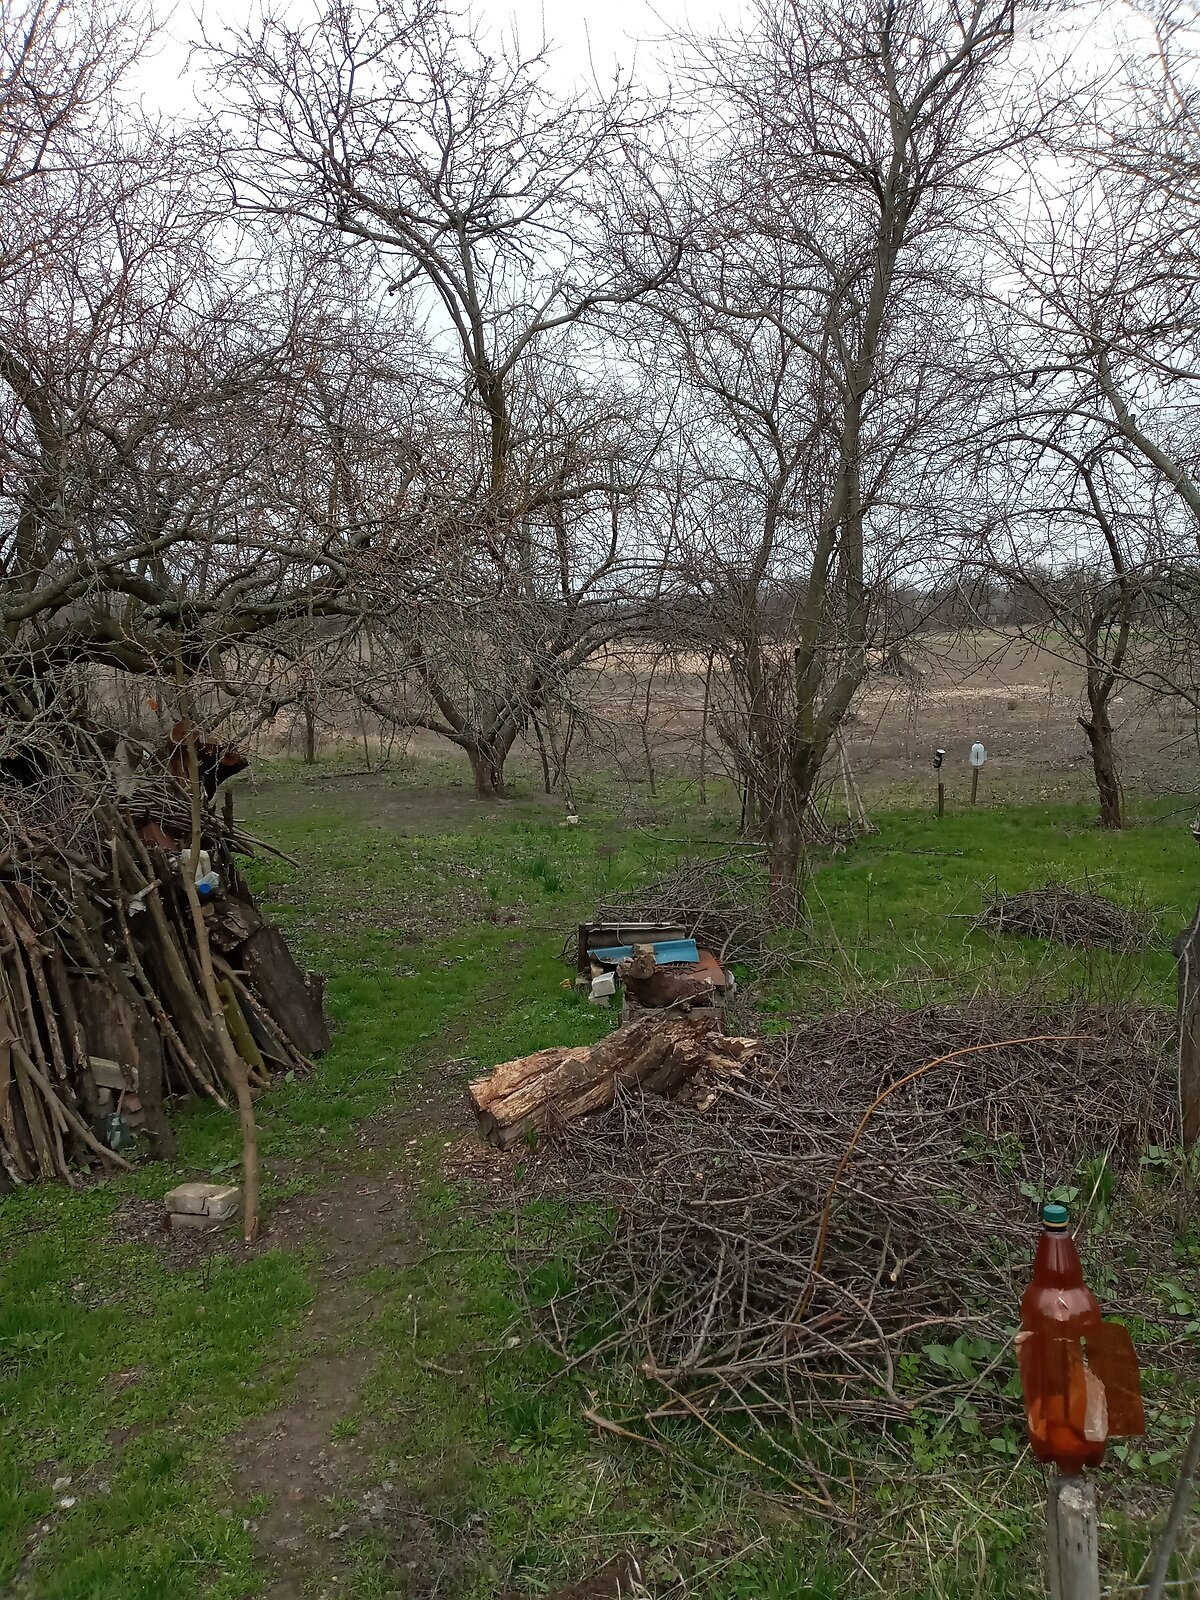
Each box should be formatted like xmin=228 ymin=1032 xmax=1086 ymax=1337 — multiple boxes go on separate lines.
xmin=1173 ymin=897 xmax=1200 ymax=1151
xmin=740 ymin=778 xmax=771 ymax=840
xmin=1080 ymin=703 xmax=1122 ymax=830
xmin=467 ymin=742 xmax=508 ymax=799
xmin=303 ymin=702 xmax=316 ymax=765
xmin=766 ymin=807 xmax=804 ymax=925
xmin=530 ymin=712 xmax=553 ymax=795
xmin=698 ymin=651 xmax=714 ymax=805
xmin=764 ymin=735 xmax=827 ymax=924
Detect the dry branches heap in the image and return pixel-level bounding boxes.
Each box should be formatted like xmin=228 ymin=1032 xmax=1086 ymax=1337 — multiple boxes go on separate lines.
xmin=980 ymin=884 xmax=1155 ymax=951
xmin=595 ymin=852 xmax=776 ymax=971
xmin=525 ymin=1003 xmax=1179 ymax=1510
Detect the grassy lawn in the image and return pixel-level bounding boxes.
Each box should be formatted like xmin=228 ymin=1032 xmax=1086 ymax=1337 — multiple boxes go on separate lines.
xmin=2 ymin=765 xmax=1198 ymax=1598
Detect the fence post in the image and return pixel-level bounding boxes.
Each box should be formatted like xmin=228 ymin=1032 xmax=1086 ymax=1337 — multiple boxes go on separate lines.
xmin=1046 ymin=1474 xmax=1100 ymax=1600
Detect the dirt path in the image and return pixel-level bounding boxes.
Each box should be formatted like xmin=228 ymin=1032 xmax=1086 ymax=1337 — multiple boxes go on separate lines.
xmin=230 ymin=1167 xmax=425 ymax=1597
xmin=222 ymin=966 xmax=519 ymax=1599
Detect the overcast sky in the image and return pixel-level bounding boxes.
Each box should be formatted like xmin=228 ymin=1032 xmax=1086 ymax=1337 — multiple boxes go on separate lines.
xmin=139 ymin=0 xmax=1160 ymax=130
xmin=143 ymin=0 xmax=748 ymax=113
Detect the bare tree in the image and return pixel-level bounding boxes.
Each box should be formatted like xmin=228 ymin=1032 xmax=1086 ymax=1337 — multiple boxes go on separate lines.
xmin=208 ymin=1 xmax=682 ymax=796
xmin=980 ymin=18 xmax=1200 ymax=822
xmin=642 ymin=0 xmax=1021 ymax=913
xmin=0 ymin=179 xmax=402 ymax=754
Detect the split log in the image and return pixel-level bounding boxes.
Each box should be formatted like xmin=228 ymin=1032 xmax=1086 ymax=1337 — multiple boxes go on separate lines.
xmin=469 ymin=1016 xmax=759 ymax=1149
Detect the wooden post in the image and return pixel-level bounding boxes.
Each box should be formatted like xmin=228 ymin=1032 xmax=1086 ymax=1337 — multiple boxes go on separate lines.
xmin=1173 ymin=896 xmax=1200 ymax=1149
xmin=971 ymin=766 xmax=980 ymax=807
xmin=1046 ymin=1474 xmax=1100 ymax=1600
xmin=223 ymin=787 xmax=234 ymax=832
xmin=937 ymin=780 xmax=945 ymax=819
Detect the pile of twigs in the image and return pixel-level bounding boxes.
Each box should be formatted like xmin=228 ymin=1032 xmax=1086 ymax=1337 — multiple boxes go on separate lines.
xmin=524 ymin=1003 xmax=1178 ymax=1511
xmin=0 ymin=744 xmax=324 ymax=1188
xmin=596 ymin=851 xmax=776 ymax=970
xmin=980 ymin=883 xmax=1155 ymax=950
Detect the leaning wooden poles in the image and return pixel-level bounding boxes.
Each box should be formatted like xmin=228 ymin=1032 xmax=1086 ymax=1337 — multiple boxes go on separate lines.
xmin=181 ymin=712 xmax=260 ymax=1242
xmin=0 ymin=741 xmax=328 ymax=1190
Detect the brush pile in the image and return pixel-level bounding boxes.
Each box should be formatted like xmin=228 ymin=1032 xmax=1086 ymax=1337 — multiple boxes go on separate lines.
xmin=980 ymin=883 xmax=1154 ymax=950
xmin=595 ymin=852 xmax=775 ymax=971
xmin=0 ymin=729 xmax=327 ymax=1187
xmin=524 ymin=1003 xmax=1180 ymax=1510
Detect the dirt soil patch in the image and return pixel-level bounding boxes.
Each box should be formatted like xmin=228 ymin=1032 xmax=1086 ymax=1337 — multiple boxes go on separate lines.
xmin=227 ymin=1146 xmax=432 ymax=1597
xmin=197 ymin=970 xmax=505 ymax=1600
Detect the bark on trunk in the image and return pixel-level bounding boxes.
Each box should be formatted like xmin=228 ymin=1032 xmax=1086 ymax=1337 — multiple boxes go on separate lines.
xmin=1080 ymin=704 xmax=1122 ymax=830
xmin=530 ymin=712 xmax=553 ymax=795
xmin=467 ymin=742 xmax=508 ymax=799
xmin=303 ymin=703 xmax=316 ymax=766
xmin=766 ymin=808 xmax=804 ymax=925
xmin=764 ymin=738 xmax=823 ymax=924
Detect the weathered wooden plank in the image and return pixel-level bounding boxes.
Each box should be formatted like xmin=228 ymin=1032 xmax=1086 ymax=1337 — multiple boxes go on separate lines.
xmin=240 ymin=924 xmax=331 ymax=1057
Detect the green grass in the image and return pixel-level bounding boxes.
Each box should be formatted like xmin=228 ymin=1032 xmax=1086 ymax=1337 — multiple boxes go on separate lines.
xmin=2 ymin=766 xmax=1198 ymax=1597
xmin=797 ymin=797 xmax=1196 ymax=1013
xmin=0 ymin=1186 xmax=311 ymax=1599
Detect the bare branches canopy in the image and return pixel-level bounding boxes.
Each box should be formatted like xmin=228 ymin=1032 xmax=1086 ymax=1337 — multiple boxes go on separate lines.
xmin=2 ymin=0 xmax=1198 ymax=873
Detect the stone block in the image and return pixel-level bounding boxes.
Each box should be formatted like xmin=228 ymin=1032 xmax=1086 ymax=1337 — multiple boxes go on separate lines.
xmin=164 ymin=1181 xmax=241 ymax=1221
xmin=169 ymin=1210 xmax=227 ymax=1233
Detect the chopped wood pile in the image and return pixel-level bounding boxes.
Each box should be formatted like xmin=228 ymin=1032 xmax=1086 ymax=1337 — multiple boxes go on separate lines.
xmin=0 ymin=728 xmax=327 ymax=1187
xmin=980 ymin=883 xmax=1154 ymax=950
xmin=519 ymin=1002 xmax=1183 ymax=1512
xmin=469 ymin=1015 xmax=758 ymax=1148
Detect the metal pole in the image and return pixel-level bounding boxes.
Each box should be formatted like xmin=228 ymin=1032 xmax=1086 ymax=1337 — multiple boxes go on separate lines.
xmin=1046 ymin=1474 xmax=1100 ymax=1600
xmin=971 ymin=766 xmax=980 ymax=807
xmin=937 ymin=780 xmax=945 ymax=819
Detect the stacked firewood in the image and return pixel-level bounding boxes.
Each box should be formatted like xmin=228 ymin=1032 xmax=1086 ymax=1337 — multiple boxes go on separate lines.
xmin=469 ymin=1015 xmax=760 ymax=1148
xmin=0 ymin=744 xmax=327 ymax=1187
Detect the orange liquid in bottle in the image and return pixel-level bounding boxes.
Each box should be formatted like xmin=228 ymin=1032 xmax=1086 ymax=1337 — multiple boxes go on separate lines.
xmin=1018 ymin=1204 xmax=1106 ymax=1474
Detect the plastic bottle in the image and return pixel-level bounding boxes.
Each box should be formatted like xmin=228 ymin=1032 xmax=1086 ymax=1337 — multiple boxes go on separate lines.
xmin=1018 ymin=1202 xmax=1106 ymax=1474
